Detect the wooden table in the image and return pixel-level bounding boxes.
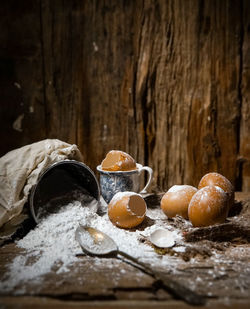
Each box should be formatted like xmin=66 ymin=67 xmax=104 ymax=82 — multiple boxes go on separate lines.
xmin=0 ymin=192 xmax=249 ymax=308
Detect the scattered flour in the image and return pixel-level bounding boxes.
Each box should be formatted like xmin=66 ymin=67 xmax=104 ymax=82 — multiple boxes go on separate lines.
xmin=168 ymin=185 xmax=197 ymax=193
xmin=0 ymin=196 xmax=183 ymax=294
xmin=173 ymin=246 xmax=186 ymax=253
xmin=109 ymin=191 xmax=141 ymax=204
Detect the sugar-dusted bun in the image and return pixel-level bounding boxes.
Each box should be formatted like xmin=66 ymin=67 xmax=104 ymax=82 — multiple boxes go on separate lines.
xmin=101 ymin=150 xmax=136 ymax=171
xmin=198 ymin=172 xmax=234 ymax=208
xmin=188 ymin=185 xmax=229 ymax=227
xmin=161 ymin=185 xmax=198 ymax=219
xmin=108 ymin=192 xmax=147 ymax=228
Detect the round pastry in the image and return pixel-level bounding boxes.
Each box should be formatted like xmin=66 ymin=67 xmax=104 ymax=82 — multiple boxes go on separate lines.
xmin=160 ymin=185 xmax=198 ymax=219
xmin=188 ymin=185 xmax=229 ymax=227
xmin=108 ymin=192 xmax=146 ymax=228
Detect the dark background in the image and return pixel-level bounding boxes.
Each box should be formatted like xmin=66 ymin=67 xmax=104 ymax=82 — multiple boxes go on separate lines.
xmin=0 ymin=0 xmax=249 ymax=191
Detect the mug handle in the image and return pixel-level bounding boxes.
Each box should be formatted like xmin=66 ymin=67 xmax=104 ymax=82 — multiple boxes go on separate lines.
xmin=139 ymin=166 xmax=153 ymax=194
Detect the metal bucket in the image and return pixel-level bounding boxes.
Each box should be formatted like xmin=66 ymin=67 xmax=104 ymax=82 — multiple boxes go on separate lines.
xmin=29 ymin=160 xmax=100 ymax=223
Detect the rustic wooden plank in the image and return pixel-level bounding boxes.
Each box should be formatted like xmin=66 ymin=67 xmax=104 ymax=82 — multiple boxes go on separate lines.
xmin=0 ymin=193 xmax=250 ymax=305
xmin=75 ymin=1 xmax=140 ymax=171
xmin=77 ymin=0 xmax=244 ymax=189
xmin=0 ymin=0 xmax=249 ymax=190
xmin=0 ymin=246 xmax=156 ymax=299
xmin=0 ymin=0 xmax=45 ymax=156
xmin=153 ymin=0 xmax=242 ymax=188
xmin=239 ymin=0 xmax=250 ymax=191
xmin=40 ymin=0 xmax=86 ymax=145
xmin=0 ymin=298 xmax=249 ymax=309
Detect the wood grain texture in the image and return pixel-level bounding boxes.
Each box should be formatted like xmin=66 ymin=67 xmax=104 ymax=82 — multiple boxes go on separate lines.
xmin=0 ymin=0 xmax=45 ymax=154
xmin=240 ymin=0 xmax=250 ymax=191
xmin=0 ymin=0 xmax=249 ymax=191
xmin=0 ymin=298 xmax=249 ymax=309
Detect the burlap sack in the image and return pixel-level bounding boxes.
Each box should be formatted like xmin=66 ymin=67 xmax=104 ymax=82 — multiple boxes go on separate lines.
xmin=0 ymin=139 xmax=83 ymax=241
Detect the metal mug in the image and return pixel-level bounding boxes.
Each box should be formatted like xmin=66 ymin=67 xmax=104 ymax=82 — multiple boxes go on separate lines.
xmin=29 ymin=160 xmax=100 ymax=223
xmin=96 ymin=163 xmax=153 ymax=203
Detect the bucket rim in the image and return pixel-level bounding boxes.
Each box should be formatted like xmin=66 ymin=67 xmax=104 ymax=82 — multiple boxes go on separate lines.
xmin=29 ymin=160 xmax=100 ymax=224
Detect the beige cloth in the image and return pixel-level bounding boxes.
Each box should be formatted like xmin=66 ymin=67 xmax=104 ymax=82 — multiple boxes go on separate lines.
xmin=0 ymin=139 xmax=83 ymax=231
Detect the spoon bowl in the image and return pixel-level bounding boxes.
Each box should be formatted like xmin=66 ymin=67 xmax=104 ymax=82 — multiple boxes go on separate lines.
xmin=75 ymin=225 xmax=118 ymax=256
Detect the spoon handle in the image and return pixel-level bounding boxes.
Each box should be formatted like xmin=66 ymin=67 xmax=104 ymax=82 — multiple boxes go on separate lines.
xmin=118 ymin=250 xmax=155 ymax=275
xmin=118 ymin=250 xmax=205 ymax=306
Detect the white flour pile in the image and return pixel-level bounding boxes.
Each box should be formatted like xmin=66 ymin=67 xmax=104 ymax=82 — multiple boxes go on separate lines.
xmin=0 ymin=197 xmax=182 ymax=294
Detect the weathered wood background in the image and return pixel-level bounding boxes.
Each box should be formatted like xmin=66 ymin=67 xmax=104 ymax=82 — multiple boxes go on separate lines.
xmin=0 ymin=0 xmax=249 ymax=191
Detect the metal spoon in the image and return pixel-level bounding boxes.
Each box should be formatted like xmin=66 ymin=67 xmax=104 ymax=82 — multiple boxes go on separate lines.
xmin=75 ymin=225 xmax=205 ymax=305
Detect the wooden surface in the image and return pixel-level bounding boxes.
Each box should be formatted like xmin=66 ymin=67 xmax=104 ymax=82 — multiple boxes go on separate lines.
xmin=0 ymin=1 xmax=250 ymax=191
xmin=0 ymin=192 xmax=249 ymax=308
xmin=0 ymin=298 xmax=250 ymax=309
